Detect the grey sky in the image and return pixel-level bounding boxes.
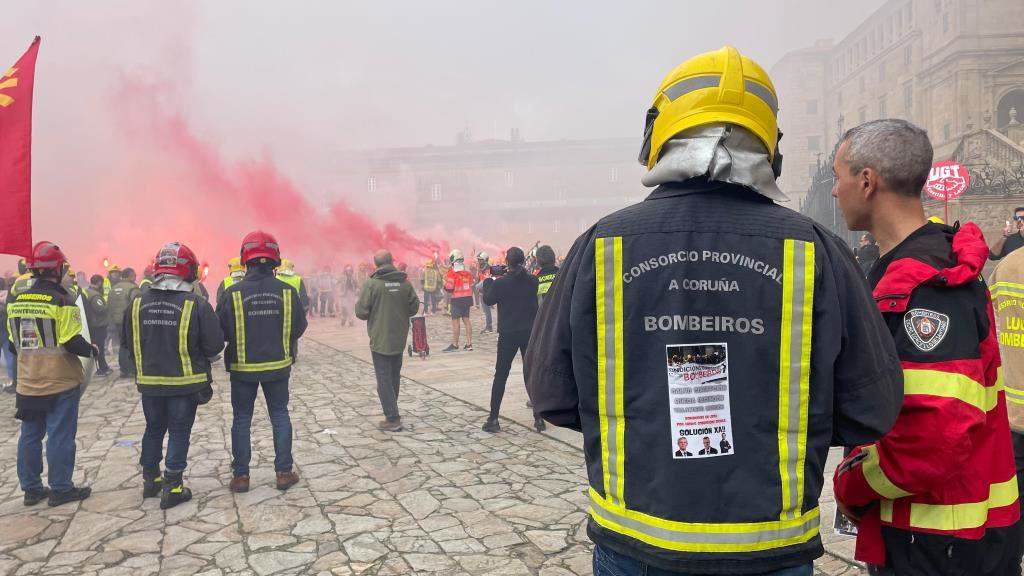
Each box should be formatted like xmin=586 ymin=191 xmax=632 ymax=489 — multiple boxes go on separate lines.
xmin=0 ymin=0 xmax=885 ymax=270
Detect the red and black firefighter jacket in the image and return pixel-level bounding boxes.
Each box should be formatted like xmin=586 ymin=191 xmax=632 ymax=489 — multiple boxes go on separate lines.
xmin=834 ymin=222 xmax=1020 ymax=564
xmin=217 ymin=266 xmax=308 ymax=383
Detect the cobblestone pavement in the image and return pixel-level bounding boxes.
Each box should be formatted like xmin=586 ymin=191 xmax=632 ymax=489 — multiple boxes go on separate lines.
xmin=0 ymin=309 xmax=866 ymax=575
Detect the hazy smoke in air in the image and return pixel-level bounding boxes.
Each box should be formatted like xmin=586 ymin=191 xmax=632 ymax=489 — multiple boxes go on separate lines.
xmin=80 ymin=75 xmax=503 ymax=282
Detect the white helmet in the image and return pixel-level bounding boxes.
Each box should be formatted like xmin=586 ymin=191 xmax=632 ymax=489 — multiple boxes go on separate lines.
xmin=476 ymin=251 xmax=489 ymax=263
xmin=449 ymin=249 xmax=464 ymax=263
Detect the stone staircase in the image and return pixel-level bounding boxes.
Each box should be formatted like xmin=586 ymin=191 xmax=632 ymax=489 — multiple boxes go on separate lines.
xmin=953 ymin=128 xmax=1024 ymax=173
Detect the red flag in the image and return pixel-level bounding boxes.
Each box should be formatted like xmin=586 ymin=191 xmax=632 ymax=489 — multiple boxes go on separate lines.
xmin=0 ymin=37 xmax=40 ymax=257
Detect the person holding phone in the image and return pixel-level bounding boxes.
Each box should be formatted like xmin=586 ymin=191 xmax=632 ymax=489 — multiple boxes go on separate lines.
xmin=989 ymin=207 xmax=1024 ymax=260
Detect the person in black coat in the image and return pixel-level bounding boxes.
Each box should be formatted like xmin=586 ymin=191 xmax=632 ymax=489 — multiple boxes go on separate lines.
xmin=480 ymin=246 xmax=543 ymax=433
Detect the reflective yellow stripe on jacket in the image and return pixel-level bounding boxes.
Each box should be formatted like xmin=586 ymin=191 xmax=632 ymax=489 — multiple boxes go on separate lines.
xmin=903 ymin=368 xmax=1003 ymax=412
xmin=229 ymin=289 xmax=294 ymax=372
xmin=778 ymin=239 xmax=814 ymax=521
xmin=990 ymin=281 xmax=1024 ymax=300
xmin=589 ymin=236 xmax=819 ymax=552
xmin=879 ymin=477 xmax=1019 ymax=530
xmin=132 ymin=298 xmax=207 ymax=386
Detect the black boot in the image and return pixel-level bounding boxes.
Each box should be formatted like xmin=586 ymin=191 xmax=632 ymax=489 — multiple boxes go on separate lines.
xmin=142 ymin=467 xmax=163 ymax=499
xmin=482 ymin=417 xmax=501 ymax=433
xmin=160 ymin=471 xmax=192 ymax=510
xmin=47 ymin=486 xmax=91 ymax=507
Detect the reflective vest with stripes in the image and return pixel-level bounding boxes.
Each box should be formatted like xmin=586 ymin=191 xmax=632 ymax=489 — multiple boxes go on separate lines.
xmin=524 ymin=183 xmax=904 ymax=573
xmin=218 ymin=271 xmax=307 ymax=382
xmin=536 ymin=266 xmax=558 ymax=298
xmin=836 ymin=222 xmax=1019 ymax=559
xmin=277 ymin=273 xmax=301 ymax=292
xmin=126 ymin=289 xmax=223 ymax=395
xmin=5 ymin=279 xmax=85 ymax=396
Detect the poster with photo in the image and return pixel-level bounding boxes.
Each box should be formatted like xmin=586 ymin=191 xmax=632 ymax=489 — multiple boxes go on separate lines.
xmin=666 ymin=343 xmax=733 ymax=459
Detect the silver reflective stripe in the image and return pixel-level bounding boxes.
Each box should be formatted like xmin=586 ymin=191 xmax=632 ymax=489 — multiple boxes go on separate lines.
xmin=744 ymin=80 xmax=779 ymax=114
xmin=663 ymin=74 xmax=779 ymax=116
xmin=778 ymin=240 xmax=814 ymax=521
xmin=41 ymin=318 xmax=56 ymax=348
xmin=591 ymin=493 xmax=819 ymax=546
xmin=664 ymin=75 xmax=721 ymax=101
xmin=597 ymin=236 xmax=625 ymax=506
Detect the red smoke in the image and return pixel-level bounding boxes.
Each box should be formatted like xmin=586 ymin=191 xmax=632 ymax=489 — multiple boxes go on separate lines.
xmin=74 ymin=75 xmax=502 ymax=284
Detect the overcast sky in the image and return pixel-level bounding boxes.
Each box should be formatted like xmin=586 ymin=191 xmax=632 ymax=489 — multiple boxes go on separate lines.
xmin=0 ymin=1 xmax=885 ymax=271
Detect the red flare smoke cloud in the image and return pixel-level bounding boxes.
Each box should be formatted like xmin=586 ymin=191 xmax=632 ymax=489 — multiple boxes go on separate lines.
xmin=71 ymin=76 xmax=499 ymax=283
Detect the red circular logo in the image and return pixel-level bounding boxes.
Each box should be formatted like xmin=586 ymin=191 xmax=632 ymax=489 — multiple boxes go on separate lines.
xmin=925 ymin=161 xmax=970 ymax=201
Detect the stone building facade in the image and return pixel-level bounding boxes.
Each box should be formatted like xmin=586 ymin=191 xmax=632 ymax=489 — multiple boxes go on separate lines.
xmin=333 ymin=135 xmax=644 ymax=252
xmin=773 ymin=0 xmax=1024 ymax=209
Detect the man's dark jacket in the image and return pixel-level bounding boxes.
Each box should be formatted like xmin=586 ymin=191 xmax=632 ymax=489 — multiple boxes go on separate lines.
xmin=482 ymin=267 xmax=539 ymax=334
xmin=525 ymin=180 xmax=904 ymax=574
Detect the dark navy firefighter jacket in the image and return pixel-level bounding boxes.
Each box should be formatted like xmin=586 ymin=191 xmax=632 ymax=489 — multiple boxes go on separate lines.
xmin=123 ymin=287 xmax=225 ymax=396
xmin=217 ymin=266 xmax=308 ymax=383
xmin=525 ymin=180 xmax=904 ymax=574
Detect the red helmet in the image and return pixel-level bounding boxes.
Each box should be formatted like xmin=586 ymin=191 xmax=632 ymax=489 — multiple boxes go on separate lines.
xmin=154 ymin=242 xmax=199 ymax=281
xmin=28 ymin=241 xmax=68 ymax=274
xmin=240 ymin=230 xmax=281 ymax=265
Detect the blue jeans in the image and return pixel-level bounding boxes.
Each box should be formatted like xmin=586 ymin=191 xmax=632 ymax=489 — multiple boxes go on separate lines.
xmin=593 ymin=545 xmax=813 ymax=576
xmin=2 ymin=345 xmax=15 ymax=382
xmin=17 ymin=385 xmax=82 ymax=493
xmin=140 ymin=394 xmax=198 ymax=474
xmin=230 ymin=378 xmax=293 ymax=476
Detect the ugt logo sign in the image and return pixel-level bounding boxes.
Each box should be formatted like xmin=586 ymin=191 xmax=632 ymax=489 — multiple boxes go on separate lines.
xmin=924 ymin=161 xmax=970 ymax=201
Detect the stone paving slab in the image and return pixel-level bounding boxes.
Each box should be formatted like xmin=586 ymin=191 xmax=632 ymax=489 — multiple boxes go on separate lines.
xmin=0 ymin=309 xmax=868 ymax=575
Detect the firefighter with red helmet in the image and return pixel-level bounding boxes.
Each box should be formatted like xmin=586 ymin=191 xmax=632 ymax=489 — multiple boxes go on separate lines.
xmin=122 ymin=242 xmax=225 ymax=509
xmin=217 ymin=231 xmax=307 ymax=493
xmin=6 ymin=241 xmax=97 ymax=507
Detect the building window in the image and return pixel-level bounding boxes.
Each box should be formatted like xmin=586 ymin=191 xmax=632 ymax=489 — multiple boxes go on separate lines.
xmin=879 ymin=96 xmax=888 ymax=119
xmin=807 ymin=136 xmax=821 ymax=152
xmin=806 ymin=100 xmax=818 ymax=114
xmin=553 ymin=220 xmax=560 ymax=233
xmin=367 ymin=176 xmax=377 ymax=194
xmin=903 ymin=45 xmax=912 ymax=66
xmin=527 ymin=220 xmax=534 ymax=234
xmin=610 ymin=167 xmax=619 ymax=183
xmin=903 ymin=83 xmax=913 ymax=113
xmin=943 ymin=122 xmax=951 ymax=141
xmin=942 ymin=12 xmax=949 ymax=33
xmin=879 ymin=61 xmax=886 ymax=82
xmin=907 ymin=2 xmax=913 ymax=24
xmin=505 ymin=170 xmax=514 ymax=187
xmin=897 ymin=10 xmax=903 ymax=30
xmin=430 ymin=183 xmax=442 ymax=202
xmin=859 ymin=107 xmax=867 ymax=124
xmin=859 ymin=76 xmax=866 ymax=93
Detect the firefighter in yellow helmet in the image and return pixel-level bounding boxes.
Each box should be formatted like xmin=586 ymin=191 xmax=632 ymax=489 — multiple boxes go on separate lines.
xmin=105 ymin=264 xmax=120 ymax=299
xmin=275 ymin=259 xmax=309 ymax=314
xmin=216 ymin=257 xmax=246 ymax=303
xmin=525 ymin=46 xmax=902 ymax=574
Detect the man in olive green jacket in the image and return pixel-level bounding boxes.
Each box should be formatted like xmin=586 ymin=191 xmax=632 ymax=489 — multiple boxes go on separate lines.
xmin=355 ymin=250 xmax=420 ymax=431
